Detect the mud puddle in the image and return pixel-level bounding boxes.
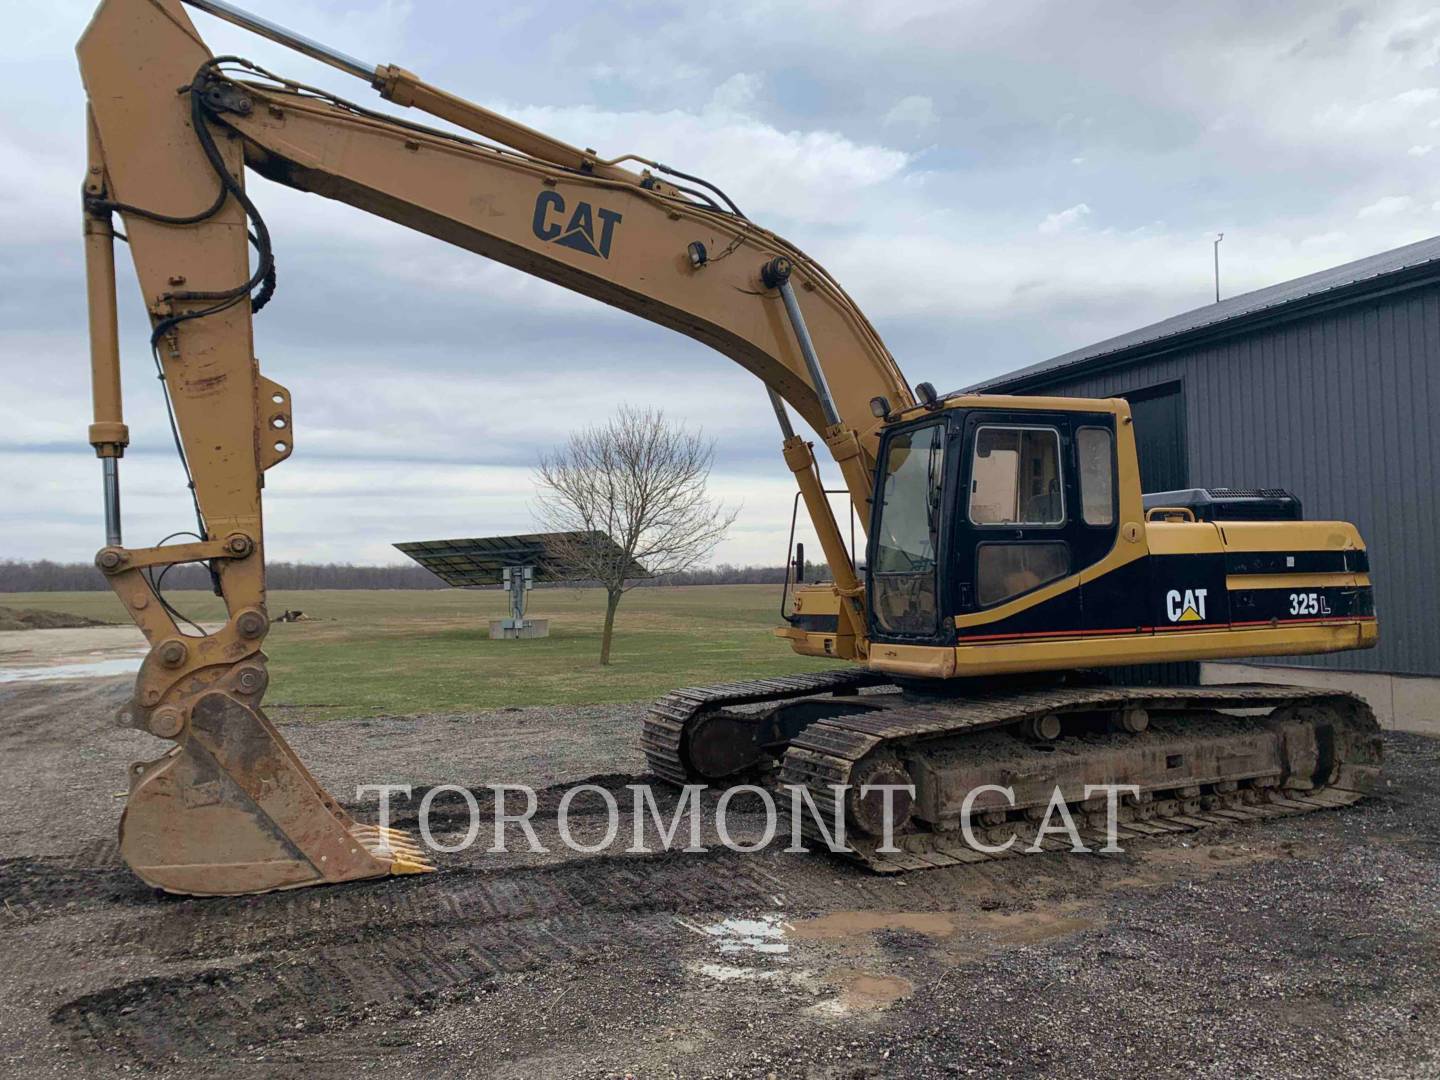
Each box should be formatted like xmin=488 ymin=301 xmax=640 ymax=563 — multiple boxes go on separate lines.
xmin=787 ymin=910 xmax=957 ymax=941
xmin=809 ymin=969 xmax=915 ymax=1016
xmin=787 ymin=906 xmax=1095 ymax=950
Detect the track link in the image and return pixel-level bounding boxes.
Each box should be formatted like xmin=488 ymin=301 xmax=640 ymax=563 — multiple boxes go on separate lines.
xmin=641 ymin=668 xmax=892 ymax=784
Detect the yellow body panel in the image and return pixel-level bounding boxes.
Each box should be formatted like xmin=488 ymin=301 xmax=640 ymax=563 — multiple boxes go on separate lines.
xmin=866 ymin=621 xmax=1375 ymax=681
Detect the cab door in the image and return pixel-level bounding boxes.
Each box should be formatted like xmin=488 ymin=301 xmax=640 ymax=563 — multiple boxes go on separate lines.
xmin=951 ymin=411 xmax=1083 ymax=639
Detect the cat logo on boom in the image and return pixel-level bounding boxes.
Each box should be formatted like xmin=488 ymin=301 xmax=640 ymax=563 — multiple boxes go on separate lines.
xmin=531 ymin=190 xmax=622 ymax=258
xmin=1165 ymin=588 xmax=1208 ymax=623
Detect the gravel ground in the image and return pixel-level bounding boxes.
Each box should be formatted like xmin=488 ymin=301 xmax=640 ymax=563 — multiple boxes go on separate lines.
xmin=0 ymin=675 xmax=1437 ymax=1079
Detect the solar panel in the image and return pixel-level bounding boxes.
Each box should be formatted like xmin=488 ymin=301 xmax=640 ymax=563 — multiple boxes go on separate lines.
xmin=393 ymin=531 xmax=647 ymax=587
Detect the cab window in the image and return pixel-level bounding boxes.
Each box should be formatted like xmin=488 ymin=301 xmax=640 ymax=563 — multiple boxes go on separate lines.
xmin=969 ymin=426 xmax=1064 ymax=526
xmin=1076 ymin=426 xmax=1115 ymax=526
xmin=871 ymin=422 xmax=946 ymax=636
xmin=976 ymin=543 xmax=1070 ymax=606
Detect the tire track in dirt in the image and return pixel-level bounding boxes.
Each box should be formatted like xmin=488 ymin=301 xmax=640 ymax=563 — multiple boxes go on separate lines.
xmin=47 ymin=850 xmax=771 ymax=1066
xmin=49 ymin=840 xmax=1076 ymax=1067
xmin=55 ymin=911 xmax=637 ymax=1067
xmin=98 ymin=838 xmax=1080 ymax=964
xmin=103 ymin=851 xmax=804 ymax=960
xmin=0 ymin=857 xmax=150 ymax=925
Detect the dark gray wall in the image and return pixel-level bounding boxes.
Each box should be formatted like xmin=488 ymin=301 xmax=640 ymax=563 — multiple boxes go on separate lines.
xmin=1006 ymin=284 xmax=1439 ymax=676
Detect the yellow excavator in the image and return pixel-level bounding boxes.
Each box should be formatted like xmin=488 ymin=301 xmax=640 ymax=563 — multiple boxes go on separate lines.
xmin=77 ymin=0 xmax=1381 ymax=893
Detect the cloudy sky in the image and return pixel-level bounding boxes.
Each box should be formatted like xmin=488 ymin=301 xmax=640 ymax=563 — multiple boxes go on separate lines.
xmin=4 ymin=0 xmax=1438 ymax=567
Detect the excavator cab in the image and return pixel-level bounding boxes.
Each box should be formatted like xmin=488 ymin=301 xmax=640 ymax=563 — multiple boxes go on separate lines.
xmin=783 ymin=390 xmax=1374 ymax=692
xmin=867 ymin=401 xmax=1122 ymax=648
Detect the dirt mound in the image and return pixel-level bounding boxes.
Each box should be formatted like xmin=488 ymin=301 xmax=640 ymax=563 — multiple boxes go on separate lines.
xmin=0 ymin=606 xmax=111 ymax=632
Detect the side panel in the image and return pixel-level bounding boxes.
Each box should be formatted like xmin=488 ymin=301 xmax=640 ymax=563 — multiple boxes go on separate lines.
xmin=1145 ymin=523 xmax=1231 ymax=631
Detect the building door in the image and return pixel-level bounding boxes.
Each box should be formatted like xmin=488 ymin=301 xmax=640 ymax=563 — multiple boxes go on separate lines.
xmin=1122 ymin=381 xmax=1188 ymax=493
xmin=1117 ymin=380 xmax=1197 ymax=686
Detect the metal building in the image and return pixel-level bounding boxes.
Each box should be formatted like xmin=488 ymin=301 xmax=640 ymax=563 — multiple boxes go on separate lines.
xmin=968 ymin=236 xmax=1440 ymax=727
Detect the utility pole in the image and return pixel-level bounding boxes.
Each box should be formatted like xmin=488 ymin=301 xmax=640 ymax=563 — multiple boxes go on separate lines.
xmin=1213 ymin=233 xmax=1224 ymax=302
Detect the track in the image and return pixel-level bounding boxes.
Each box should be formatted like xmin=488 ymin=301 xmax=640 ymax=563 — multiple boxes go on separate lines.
xmin=646 ymin=676 xmax=1383 ymax=872
xmin=641 ymin=668 xmax=891 ymax=784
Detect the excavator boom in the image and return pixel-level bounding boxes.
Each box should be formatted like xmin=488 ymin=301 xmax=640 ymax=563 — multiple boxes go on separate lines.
xmin=77 ymin=0 xmax=911 ymax=894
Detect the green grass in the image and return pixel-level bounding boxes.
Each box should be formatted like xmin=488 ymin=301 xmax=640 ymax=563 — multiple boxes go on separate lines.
xmin=3 ymin=586 xmax=835 ymax=716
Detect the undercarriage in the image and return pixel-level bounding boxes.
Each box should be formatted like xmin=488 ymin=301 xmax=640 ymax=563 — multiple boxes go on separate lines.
xmin=642 ymin=671 xmax=1383 ymax=871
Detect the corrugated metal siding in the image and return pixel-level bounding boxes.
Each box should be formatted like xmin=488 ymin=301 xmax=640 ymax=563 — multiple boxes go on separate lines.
xmin=1015 ymin=285 xmax=1439 ymax=676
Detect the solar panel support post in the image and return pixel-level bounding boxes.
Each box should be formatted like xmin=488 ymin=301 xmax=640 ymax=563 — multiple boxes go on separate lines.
xmin=500 ymin=565 xmax=535 ymax=630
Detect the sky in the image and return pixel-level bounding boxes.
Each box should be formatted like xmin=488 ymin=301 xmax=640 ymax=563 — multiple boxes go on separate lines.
xmin=3 ymin=0 xmax=1439 ymax=568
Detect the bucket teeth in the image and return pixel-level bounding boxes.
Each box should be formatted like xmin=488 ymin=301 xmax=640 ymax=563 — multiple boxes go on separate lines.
xmin=351 ymin=824 xmax=431 ymax=864
xmin=387 ymin=855 xmax=438 ymax=875
xmin=352 ymin=826 xmax=421 ymax=846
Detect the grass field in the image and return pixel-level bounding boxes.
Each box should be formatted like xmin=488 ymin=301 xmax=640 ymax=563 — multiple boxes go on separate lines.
xmin=3 ymin=586 xmax=835 ymax=716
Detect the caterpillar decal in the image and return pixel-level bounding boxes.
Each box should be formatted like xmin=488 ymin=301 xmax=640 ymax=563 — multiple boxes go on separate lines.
xmin=1166 ymin=587 xmax=1209 ymax=623
xmin=531 ymin=190 xmax=622 ymax=258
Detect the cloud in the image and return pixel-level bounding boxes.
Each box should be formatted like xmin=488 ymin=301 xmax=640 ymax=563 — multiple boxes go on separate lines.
xmin=882 ymin=95 xmax=939 ymax=133
xmin=496 ymin=100 xmax=910 ymax=223
xmin=1357 ymin=194 xmax=1415 ymax=218
xmin=1037 ymin=203 xmax=1092 ymax=234
xmin=1391 ymin=87 xmax=1440 ymax=106
xmin=708 ymin=72 xmax=763 ymax=115
xmin=0 ymin=135 xmax=78 ymax=244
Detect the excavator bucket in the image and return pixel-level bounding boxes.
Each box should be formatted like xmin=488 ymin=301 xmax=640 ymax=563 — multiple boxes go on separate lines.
xmin=119 ymin=691 xmax=433 ymax=896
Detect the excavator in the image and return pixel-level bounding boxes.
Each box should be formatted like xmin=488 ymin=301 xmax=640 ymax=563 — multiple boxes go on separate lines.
xmin=77 ymin=0 xmax=1381 ymax=894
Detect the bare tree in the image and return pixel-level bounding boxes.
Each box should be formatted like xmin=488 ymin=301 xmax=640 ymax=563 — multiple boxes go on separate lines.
xmin=535 ymin=406 xmax=738 ymax=664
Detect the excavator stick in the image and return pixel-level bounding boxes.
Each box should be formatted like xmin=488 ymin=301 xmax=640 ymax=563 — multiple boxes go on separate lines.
xmin=79 ymin=0 xmax=432 ymax=895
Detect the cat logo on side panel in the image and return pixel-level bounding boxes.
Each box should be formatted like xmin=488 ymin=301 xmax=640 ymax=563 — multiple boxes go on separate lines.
xmin=1165 ymin=588 xmax=1208 ymax=623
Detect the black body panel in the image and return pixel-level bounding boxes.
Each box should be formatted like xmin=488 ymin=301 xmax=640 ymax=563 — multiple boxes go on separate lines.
xmin=1224 ymin=549 xmax=1369 ymax=574
xmin=1144 ymin=487 xmax=1302 ymax=522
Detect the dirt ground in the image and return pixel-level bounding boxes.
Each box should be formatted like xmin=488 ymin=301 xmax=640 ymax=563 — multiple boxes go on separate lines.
xmin=1 ymin=674 xmax=1438 ymax=1079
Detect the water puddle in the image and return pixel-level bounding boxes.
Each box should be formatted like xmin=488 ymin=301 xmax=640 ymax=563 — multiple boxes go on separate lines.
xmin=0 ymin=653 xmax=144 ymax=683
xmin=676 ymin=914 xmax=791 ymax=954
xmin=681 ymin=914 xmax=915 ymax=1019
xmin=788 ymin=907 xmax=1093 ymax=950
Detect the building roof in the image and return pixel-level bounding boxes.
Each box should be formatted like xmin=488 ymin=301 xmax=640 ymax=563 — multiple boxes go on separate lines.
xmin=966 ymin=233 xmax=1440 ymax=393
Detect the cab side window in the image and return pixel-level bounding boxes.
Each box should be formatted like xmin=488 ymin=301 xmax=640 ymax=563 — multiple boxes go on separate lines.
xmin=1076 ymin=426 xmax=1115 ymax=526
xmin=976 ymin=543 xmax=1070 ymax=606
xmin=969 ymin=427 xmax=1064 ymax=525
